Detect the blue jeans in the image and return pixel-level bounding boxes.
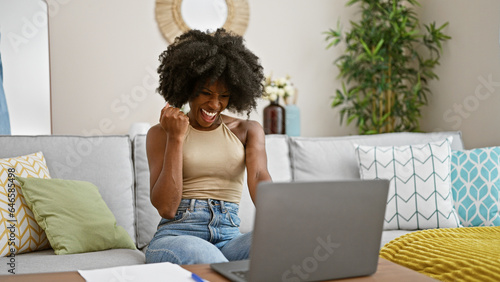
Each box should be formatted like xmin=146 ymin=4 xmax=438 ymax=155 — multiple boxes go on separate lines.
xmin=145 ymin=199 xmax=252 ymax=265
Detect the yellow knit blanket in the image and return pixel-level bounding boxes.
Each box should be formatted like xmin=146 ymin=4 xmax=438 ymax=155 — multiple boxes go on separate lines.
xmin=380 ymin=226 xmax=500 ymax=281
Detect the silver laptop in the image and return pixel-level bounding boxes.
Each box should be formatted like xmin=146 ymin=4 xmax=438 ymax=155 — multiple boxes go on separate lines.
xmin=210 ymin=179 xmax=389 ymax=282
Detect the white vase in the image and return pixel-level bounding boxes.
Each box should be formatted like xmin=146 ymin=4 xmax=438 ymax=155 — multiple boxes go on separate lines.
xmin=285 ymin=104 xmax=300 ymax=136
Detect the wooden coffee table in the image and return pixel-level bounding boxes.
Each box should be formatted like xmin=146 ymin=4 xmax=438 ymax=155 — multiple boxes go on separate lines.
xmin=0 ymin=258 xmax=435 ymax=281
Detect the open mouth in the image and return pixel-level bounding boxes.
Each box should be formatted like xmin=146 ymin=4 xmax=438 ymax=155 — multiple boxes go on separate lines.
xmin=200 ymin=108 xmax=217 ymax=123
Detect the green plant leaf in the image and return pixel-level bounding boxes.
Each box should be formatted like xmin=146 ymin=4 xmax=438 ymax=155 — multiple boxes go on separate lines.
xmin=332 ymin=89 xmax=345 ymax=107
xmin=373 ymin=39 xmax=385 ymax=55
xmin=346 ymin=0 xmax=361 ymax=7
xmin=347 ymin=114 xmax=358 ymax=125
xmin=324 ymin=0 xmax=447 ymax=134
xmin=360 ymin=39 xmax=372 ymax=56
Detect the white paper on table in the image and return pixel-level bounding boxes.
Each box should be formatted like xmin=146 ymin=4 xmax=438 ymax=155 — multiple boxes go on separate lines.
xmin=78 ymin=261 xmax=207 ymax=282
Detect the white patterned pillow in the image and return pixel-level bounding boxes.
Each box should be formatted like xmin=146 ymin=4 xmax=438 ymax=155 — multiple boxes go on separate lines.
xmin=451 ymin=147 xmax=500 ymax=226
xmin=0 ymin=152 xmax=51 ymax=256
xmin=355 ymin=138 xmax=461 ymax=230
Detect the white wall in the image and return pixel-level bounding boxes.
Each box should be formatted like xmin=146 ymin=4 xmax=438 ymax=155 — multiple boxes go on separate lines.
xmin=47 ymin=0 xmax=165 ymax=136
xmin=0 ymin=0 xmax=51 ymax=134
xmin=244 ymin=0 xmax=357 ymax=137
xmin=47 ymin=0 xmax=357 ymax=137
xmin=47 ymin=0 xmax=500 ymax=149
xmin=418 ymin=0 xmax=500 ymax=149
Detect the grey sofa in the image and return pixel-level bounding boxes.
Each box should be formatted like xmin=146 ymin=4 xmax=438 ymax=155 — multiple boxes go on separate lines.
xmin=0 ymin=131 xmax=464 ymax=275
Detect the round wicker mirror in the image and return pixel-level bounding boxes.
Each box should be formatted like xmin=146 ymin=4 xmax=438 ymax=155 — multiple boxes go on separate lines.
xmin=155 ymin=0 xmax=249 ymax=44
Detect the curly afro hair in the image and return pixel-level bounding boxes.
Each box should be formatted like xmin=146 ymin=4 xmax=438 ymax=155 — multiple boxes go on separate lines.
xmin=157 ymin=28 xmax=265 ymax=116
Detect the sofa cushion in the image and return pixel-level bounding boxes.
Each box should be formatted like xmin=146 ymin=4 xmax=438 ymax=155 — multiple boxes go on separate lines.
xmin=16 ymin=176 xmax=136 ymax=255
xmin=264 ymin=135 xmax=293 ymax=182
xmin=239 ymin=135 xmax=292 ymax=234
xmin=0 ymin=135 xmax=136 ymax=244
xmin=355 ymin=138 xmax=461 ymax=230
xmin=290 ymin=131 xmax=464 ymax=181
xmin=0 ymin=248 xmax=145 ymax=274
xmin=451 ymin=147 xmax=500 ymax=227
xmin=133 ymin=134 xmax=161 ymax=249
xmin=0 ymin=152 xmax=51 ymax=256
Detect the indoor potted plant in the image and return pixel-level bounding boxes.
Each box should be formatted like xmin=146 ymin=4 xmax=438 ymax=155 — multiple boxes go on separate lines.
xmin=324 ymin=0 xmax=451 ymax=134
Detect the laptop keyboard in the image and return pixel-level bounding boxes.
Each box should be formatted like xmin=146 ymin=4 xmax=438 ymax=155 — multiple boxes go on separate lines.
xmin=231 ymin=270 xmax=249 ymax=280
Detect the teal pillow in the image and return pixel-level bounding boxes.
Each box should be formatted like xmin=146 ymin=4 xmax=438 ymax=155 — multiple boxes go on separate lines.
xmin=451 ymin=147 xmax=500 ymax=226
xmin=15 ymin=176 xmax=136 ymax=255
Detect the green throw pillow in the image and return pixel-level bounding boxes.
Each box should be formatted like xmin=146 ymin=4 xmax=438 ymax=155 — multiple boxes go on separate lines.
xmin=15 ymin=176 xmax=136 ymax=255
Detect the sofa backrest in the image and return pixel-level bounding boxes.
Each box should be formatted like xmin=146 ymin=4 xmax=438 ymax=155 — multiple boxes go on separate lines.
xmin=0 ymin=132 xmax=464 ymax=250
xmin=132 ymin=134 xmax=161 ymax=249
xmin=0 ymin=135 xmax=137 ymax=244
xmin=264 ymin=135 xmax=293 ymax=182
xmin=237 ymin=131 xmax=464 ymax=233
xmin=289 ymin=131 xmax=464 ymax=181
xmin=134 ymin=131 xmax=465 ymax=236
xmin=238 ymin=134 xmax=292 ymax=233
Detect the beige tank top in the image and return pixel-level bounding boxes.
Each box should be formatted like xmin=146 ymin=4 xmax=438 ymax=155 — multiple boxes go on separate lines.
xmin=182 ymin=122 xmax=245 ymax=204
